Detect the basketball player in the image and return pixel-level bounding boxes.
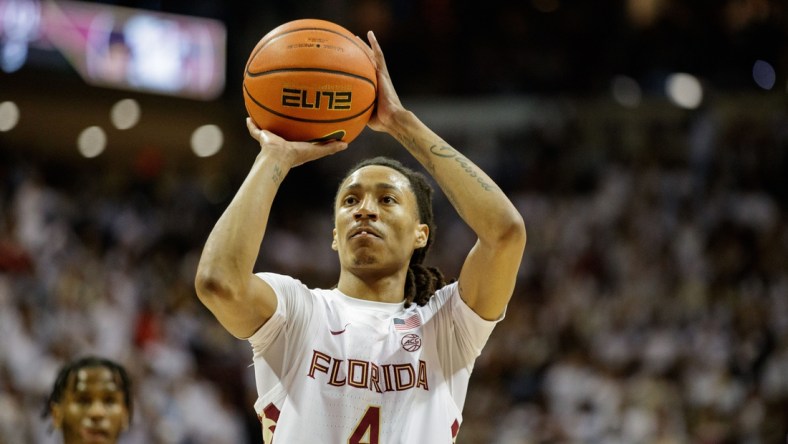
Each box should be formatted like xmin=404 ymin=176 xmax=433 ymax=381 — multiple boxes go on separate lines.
xmin=195 ymin=31 xmax=526 ymax=442
xmin=43 ymin=356 xmax=132 ymax=444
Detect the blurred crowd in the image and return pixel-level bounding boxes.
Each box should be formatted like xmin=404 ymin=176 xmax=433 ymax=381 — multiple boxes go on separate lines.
xmin=459 ymin=96 xmax=788 ymax=443
xmin=1 ymin=91 xmax=786 ymax=443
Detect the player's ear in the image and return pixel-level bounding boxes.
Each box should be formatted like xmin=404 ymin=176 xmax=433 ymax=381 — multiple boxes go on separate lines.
xmin=414 ymin=223 xmax=429 ymax=249
xmin=332 ymin=228 xmax=338 ymax=251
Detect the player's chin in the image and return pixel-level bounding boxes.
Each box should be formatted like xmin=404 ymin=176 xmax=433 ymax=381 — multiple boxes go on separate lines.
xmin=79 ymin=427 xmax=114 ymax=444
xmin=351 ymin=253 xmax=379 ymax=267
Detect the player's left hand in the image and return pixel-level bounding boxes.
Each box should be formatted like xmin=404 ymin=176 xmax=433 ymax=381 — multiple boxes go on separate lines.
xmin=359 ymin=31 xmax=406 ymax=134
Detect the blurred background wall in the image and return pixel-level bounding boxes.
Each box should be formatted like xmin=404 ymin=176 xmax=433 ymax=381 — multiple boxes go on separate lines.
xmin=1 ymin=0 xmax=787 ymax=442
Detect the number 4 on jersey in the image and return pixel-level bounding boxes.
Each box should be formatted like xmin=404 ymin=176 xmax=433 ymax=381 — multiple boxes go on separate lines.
xmin=349 ymin=406 xmax=380 ymax=444
xmin=348 ymin=406 xmax=460 ymax=443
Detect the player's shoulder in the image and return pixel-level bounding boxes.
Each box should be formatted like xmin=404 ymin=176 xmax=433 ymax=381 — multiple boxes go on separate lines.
xmin=255 ymin=272 xmax=332 ymax=302
xmin=255 ymin=272 xmax=316 ymax=291
xmin=430 ymin=281 xmax=460 ymax=306
xmin=418 ymin=281 xmax=460 ymax=317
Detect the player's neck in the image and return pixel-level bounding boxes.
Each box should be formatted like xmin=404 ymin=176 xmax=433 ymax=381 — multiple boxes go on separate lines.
xmin=336 ymin=271 xmax=406 ymax=304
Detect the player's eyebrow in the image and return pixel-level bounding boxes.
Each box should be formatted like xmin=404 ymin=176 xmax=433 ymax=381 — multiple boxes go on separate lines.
xmin=342 ymin=182 xmax=401 ymax=192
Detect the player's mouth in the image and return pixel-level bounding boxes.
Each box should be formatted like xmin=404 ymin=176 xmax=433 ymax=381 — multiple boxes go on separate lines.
xmin=349 ymin=226 xmax=381 ymax=239
xmin=80 ymin=427 xmax=111 ymax=443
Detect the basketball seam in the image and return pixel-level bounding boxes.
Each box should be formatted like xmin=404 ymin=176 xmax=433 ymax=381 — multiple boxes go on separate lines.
xmin=245 ymin=67 xmax=376 ymax=88
xmin=243 ymin=84 xmax=376 ymax=124
xmin=247 ymin=26 xmax=373 ymax=73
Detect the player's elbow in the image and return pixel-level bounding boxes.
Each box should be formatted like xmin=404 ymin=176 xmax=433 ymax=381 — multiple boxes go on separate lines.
xmin=194 ymin=265 xmax=241 ymax=306
xmin=491 ymin=210 xmax=527 ymax=251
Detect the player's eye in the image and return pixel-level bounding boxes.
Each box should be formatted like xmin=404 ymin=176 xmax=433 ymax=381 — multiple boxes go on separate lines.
xmin=343 ymin=194 xmax=361 ymax=205
xmin=381 ymin=195 xmax=396 ymax=204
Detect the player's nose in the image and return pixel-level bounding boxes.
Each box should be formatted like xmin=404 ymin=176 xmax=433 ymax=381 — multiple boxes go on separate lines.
xmin=86 ymin=399 xmax=110 ymax=419
xmin=353 ymin=196 xmax=378 ymax=220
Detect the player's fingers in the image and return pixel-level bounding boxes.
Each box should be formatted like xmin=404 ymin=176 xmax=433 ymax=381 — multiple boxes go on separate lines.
xmin=291 ymin=140 xmax=347 ymax=167
xmin=246 ymin=117 xmax=258 ymax=136
xmin=247 ymin=121 xmax=288 ymax=150
xmin=313 ymin=140 xmax=348 ymax=156
xmin=366 ymin=31 xmax=387 ymax=70
xmin=355 ymin=35 xmax=376 ymax=68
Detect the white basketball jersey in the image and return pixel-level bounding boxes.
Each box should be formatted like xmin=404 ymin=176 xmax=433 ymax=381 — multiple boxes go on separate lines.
xmin=247 ymin=272 xmax=501 ymax=444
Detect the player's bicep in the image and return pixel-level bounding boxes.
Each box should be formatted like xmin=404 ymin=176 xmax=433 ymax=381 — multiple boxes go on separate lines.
xmin=457 ymin=236 xmax=523 ymax=321
xmin=198 ymin=273 xmax=278 ymax=339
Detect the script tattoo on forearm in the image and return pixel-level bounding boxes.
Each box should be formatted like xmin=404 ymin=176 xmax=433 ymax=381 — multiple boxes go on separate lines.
xmin=429 ymin=144 xmax=494 ymax=191
xmin=397 ymin=131 xmax=439 ymax=174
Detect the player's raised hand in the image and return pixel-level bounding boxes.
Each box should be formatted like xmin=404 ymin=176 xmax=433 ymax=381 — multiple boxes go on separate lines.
xmin=362 ymin=31 xmax=406 ymax=134
xmin=246 ymin=118 xmax=347 ymax=167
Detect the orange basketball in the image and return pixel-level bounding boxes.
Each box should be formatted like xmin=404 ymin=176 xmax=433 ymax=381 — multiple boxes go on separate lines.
xmin=243 ymin=19 xmax=377 ymax=143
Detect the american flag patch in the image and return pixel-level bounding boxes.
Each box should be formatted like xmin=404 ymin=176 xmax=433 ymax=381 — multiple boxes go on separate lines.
xmin=393 ymin=314 xmax=421 ymax=331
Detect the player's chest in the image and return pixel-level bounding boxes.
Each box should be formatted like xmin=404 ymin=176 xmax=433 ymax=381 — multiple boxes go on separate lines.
xmin=316 ymin=308 xmax=429 ymax=361
xmin=303 ymin=313 xmax=434 ymax=395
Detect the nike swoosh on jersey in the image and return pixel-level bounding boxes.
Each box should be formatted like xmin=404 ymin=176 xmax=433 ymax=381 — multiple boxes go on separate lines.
xmin=330 ymin=323 xmax=351 ymax=335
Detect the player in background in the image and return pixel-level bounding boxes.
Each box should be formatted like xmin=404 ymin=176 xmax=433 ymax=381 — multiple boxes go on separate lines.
xmin=195 ymin=30 xmax=526 ymax=442
xmin=43 ymin=356 xmax=132 ymax=444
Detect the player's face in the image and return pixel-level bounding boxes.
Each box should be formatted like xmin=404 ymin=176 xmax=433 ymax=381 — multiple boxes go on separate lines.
xmin=333 ymin=165 xmax=428 ymax=274
xmin=51 ymin=366 xmax=129 ymax=444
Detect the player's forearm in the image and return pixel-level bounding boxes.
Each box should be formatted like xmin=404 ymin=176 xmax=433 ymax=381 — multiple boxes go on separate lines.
xmin=196 ymin=151 xmax=290 ymax=297
xmin=389 ymin=110 xmax=524 ymax=243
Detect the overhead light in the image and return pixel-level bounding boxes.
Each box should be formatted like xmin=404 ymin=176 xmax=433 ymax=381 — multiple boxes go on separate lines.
xmin=0 ymin=101 xmax=20 ymax=131
xmin=77 ymin=126 xmax=107 ymax=158
xmin=666 ymin=73 xmax=703 ymax=109
xmin=611 ymin=75 xmax=641 ymax=108
xmin=752 ymin=60 xmax=776 ymax=90
xmin=191 ymin=124 xmax=223 ymax=157
xmin=110 ymin=98 xmax=141 ymax=129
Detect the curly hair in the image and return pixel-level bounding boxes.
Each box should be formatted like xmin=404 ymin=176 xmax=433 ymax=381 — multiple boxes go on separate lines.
xmin=338 ymin=156 xmax=453 ymax=306
xmin=42 ymin=356 xmax=133 ymax=422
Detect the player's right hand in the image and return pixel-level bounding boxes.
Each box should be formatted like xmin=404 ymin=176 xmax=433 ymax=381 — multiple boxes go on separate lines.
xmin=246 ymin=118 xmax=347 ymax=167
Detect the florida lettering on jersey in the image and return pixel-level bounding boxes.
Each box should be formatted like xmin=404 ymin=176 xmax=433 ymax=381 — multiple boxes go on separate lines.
xmin=307 ymin=350 xmax=429 ymax=393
